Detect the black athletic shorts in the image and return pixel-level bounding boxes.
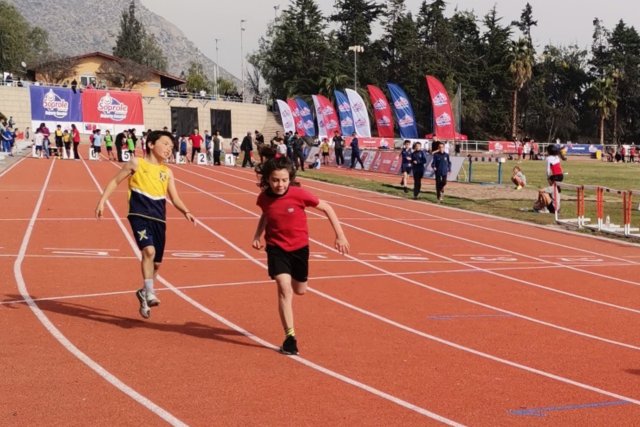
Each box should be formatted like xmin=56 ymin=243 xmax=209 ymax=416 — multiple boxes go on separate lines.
xmin=401 ymin=164 xmax=412 ymax=174
xmin=266 ymin=244 xmax=309 ymax=282
xmin=128 ymin=215 xmax=166 ymax=263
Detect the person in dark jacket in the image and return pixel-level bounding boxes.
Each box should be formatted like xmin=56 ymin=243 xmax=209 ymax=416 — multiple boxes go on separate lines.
xmin=292 ymin=133 xmax=306 ymax=171
xmin=115 ymin=131 xmax=125 ymax=162
xmin=349 ymin=132 xmax=364 ymax=169
xmin=332 ymin=131 xmax=344 ymax=166
xmin=241 ymin=131 xmax=254 ymax=167
xmin=410 ymin=142 xmax=427 ymax=199
xmin=431 ymin=141 xmax=452 ymax=202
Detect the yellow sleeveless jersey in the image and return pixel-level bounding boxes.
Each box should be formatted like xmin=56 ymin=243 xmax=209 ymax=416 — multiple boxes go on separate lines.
xmin=128 ymin=158 xmax=170 ymax=222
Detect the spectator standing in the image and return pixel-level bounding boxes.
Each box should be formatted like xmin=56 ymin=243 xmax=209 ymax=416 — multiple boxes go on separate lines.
xmin=71 ymin=124 xmax=81 ymax=159
xmin=410 ymin=142 xmax=427 ymax=199
xmin=400 ymin=140 xmax=412 ymax=193
xmin=189 ymin=128 xmax=203 ymax=163
xmin=115 ymin=131 xmax=125 ymax=162
xmin=349 ymin=133 xmax=364 ymax=169
xmin=231 ymin=137 xmax=240 ymax=166
xmin=431 ymin=141 xmax=452 ymax=202
xmin=293 ymin=133 xmax=306 ymax=171
xmin=332 ymin=131 xmax=345 ymax=166
xmin=241 ymin=131 xmax=254 ymax=167
xmin=213 ymin=131 xmax=223 ymax=165
xmin=320 ymin=138 xmax=330 ymax=166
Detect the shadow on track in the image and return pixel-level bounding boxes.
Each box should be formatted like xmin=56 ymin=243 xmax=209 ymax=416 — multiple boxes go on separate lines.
xmin=2 ymin=294 xmax=263 ymax=349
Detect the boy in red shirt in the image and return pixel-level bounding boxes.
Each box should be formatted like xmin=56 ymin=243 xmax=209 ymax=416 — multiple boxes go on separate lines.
xmin=252 ymin=157 xmax=349 ymax=355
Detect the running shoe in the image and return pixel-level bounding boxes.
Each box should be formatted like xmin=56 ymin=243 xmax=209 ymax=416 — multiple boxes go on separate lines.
xmin=280 ymin=335 xmax=299 ymax=355
xmin=136 ymin=289 xmax=151 ymax=319
xmin=145 ymin=290 xmax=161 ymax=307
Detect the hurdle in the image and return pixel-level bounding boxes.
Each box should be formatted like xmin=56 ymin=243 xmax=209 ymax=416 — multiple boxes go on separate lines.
xmin=556 ymin=183 xmax=640 ymax=238
xmin=466 ymin=155 xmax=506 ymax=184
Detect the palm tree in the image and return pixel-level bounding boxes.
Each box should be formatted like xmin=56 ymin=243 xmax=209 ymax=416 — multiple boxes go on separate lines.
xmin=589 ymin=75 xmax=618 ymax=146
xmin=317 ymin=73 xmax=350 ymax=98
xmin=508 ymin=38 xmax=534 ymax=140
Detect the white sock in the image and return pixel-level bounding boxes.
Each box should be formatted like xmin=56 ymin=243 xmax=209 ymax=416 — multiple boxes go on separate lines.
xmin=144 ymin=279 xmax=154 ymax=293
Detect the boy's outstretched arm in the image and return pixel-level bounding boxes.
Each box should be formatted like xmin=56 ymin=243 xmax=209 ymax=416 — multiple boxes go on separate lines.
xmin=166 ymin=169 xmax=195 ymax=223
xmin=95 ymin=160 xmax=136 ymax=218
xmin=314 ymin=200 xmax=349 ymax=254
xmin=252 ymin=213 xmax=267 ymax=249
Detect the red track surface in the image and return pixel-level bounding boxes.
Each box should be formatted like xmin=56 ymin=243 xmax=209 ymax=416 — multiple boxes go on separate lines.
xmin=2 ymin=157 xmax=640 ymax=425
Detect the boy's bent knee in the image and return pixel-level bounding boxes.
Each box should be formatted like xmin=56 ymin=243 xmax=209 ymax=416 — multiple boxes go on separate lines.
xmin=142 ymin=246 xmax=156 ymax=258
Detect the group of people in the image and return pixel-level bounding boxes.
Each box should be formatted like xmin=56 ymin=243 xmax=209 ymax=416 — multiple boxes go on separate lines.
xmin=95 ymin=128 xmax=350 ymax=356
xmin=1 ymin=116 xmax=18 ymax=156
xmin=400 ymin=139 xmax=452 ymax=201
xmin=32 ymin=122 xmax=81 ymax=159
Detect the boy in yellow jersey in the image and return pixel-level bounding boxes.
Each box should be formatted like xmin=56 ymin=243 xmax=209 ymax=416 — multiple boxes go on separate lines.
xmin=96 ymin=130 xmax=195 ymax=318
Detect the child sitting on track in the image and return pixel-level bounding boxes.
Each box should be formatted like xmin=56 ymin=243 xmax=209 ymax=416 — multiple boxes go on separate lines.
xmin=252 ymin=157 xmax=349 ymax=355
xmin=96 ymin=130 xmax=195 ymax=319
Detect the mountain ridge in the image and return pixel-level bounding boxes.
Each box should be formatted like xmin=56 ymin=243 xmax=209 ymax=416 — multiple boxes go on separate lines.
xmin=6 ymin=0 xmax=239 ymax=87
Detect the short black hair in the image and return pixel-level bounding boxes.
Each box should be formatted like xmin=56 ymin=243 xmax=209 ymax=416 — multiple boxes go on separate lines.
xmin=145 ymin=130 xmax=175 ymax=153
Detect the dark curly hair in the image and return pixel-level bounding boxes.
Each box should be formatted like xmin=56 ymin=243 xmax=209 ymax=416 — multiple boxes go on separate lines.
xmin=547 ymin=143 xmax=561 ymax=156
xmin=255 ymin=157 xmax=300 ymax=191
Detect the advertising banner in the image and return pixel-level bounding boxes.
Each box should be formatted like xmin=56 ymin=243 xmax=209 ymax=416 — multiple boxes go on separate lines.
xmin=312 ymin=94 xmax=340 ymax=139
xmin=564 ymin=143 xmax=603 ymax=155
xmin=425 ymin=75 xmax=456 ymax=140
xmin=367 ymin=85 xmax=394 ymax=137
xmin=334 ymin=90 xmax=355 ymax=136
xmin=276 ymin=99 xmax=296 ymax=134
xmin=311 ymin=95 xmax=327 ymax=138
xmin=81 ymin=89 xmax=144 ymax=133
xmin=29 ymin=86 xmax=83 ymax=131
xmin=295 ymin=97 xmax=316 ymax=137
xmin=488 ymin=141 xmax=518 ymax=153
xmin=344 ymin=136 xmax=394 ymax=150
xmin=345 ymin=88 xmax=371 ymax=137
xmin=387 ymin=83 xmax=418 ymax=139
xmin=287 ymin=98 xmax=306 ymax=136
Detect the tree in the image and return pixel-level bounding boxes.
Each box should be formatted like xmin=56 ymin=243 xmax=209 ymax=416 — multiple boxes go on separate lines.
xmin=141 ymin=33 xmax=168 ymax=72
xmin=34 ymin=54 xmax=78 ymax=84
xmin=508 ymin=38 xmax=534 ymax=139
xmin=252 ymin=0 xmax=331 ymax=98
xmin=512 ymin=3 xmax=537 ymax=47
xmin=184 ymin=61 xmax=211 ymax=93
xmin=113 ymin=1 xmax=145 ymax=64
xmin=113 ymin=1 xmax=167 ymax=71
xmin=96 ymin=58 xmax=152 ymax=89
xmin=588 ymin=73 xmax=618 ymax=145
xmin=0 ymin=0 xmax=50 ymax=73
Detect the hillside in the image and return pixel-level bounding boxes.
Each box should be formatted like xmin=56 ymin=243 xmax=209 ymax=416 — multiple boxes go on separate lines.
xmin=6 ymin=0 xmax=239 ymax=87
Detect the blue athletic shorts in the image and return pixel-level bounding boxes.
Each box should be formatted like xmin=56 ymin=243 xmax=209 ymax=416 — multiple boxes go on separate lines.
xmin=128 ymin=215 xmax=166 ymax=263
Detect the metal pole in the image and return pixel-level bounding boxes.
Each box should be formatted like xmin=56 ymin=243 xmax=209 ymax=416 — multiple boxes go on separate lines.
xmin=354 ymin=49 xmax=357 ymax=92
xmin=214 ymin=38 xmax=220 ymax=98
xmin=240 ymin=20 xmax=246 ymax=102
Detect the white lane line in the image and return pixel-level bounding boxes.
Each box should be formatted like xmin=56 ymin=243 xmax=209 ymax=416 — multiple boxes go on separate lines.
xmin=13 ymin=160 xmax=187 ymax=426
xmin=208 ymin=166 xmax=640 ymax=319
xmin=3 ymin=262 xmax=633 ymax=307
xmin=88 ymin=155 xmax=463 ymax=425
xmin=174 ymin=165 xmax=640 ymax=408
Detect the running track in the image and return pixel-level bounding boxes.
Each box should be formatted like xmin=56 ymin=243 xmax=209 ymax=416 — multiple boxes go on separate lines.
xmin=2 ymin=157 xmax=640 ymax=425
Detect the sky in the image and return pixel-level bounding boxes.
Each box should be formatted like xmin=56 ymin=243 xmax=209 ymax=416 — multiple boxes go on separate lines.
xmin=141 ymin=0 xmax=639 ymax=80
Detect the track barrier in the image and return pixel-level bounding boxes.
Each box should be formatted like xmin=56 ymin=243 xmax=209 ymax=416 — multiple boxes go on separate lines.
xmin=556 ymin=183 xmax=640 ymax=238
xmin=466 ymin=155 xmax=506 ymax=184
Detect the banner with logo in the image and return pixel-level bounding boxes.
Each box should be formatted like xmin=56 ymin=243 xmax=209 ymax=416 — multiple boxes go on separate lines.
xmin=334 ymin=90 xmax=355 ymax=136
xmin=287 ymin=98 xmax=305 ymax=136
xmin=29 ymin=86 xmax=83 ymax=131
xmin=387 ymin=83 xmax=418 ymax=139
xmin=311 ymin=95 xmax=326 ymax=138
xmin=294 ymin=97 xmax=316 ymax=137
xmin=425 ymin=75 xmax=456 ymax=140
xmin=81 ymin=89 xmax=144 ymax=133
xmin=312 ymin=94 xmax=340 ymax=139
xmin=345 ymin=88 xmax=371 ymax=137
xmin=367 ymin=85 xmax=394 ymax=138
xmin=276 ymin=99 xmax=296 ymax=134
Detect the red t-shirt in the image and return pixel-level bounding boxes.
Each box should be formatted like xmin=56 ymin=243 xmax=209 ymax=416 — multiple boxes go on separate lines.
xmin=256 ymin=186 xmax=320 ymax=251
xmin=189 ymin=134 xmax=203 ymax=148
